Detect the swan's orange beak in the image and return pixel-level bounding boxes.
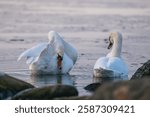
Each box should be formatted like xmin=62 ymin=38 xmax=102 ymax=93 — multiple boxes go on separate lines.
xmin=57 ymin=54 xmax=63 ymax=70
xmin=107 ymin=36 xmax=113 ymax=49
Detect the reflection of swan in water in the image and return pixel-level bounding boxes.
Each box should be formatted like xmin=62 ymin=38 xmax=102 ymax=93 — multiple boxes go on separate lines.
xmin=30 ymin=74 xmax=75 ymax=87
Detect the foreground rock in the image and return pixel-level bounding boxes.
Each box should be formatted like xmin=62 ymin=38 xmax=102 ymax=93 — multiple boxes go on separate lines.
xmin=89 ymin=78 xmax=150 ymax=99
xmin=56 ymin=95 xmax=90 ymax=100
xmin=84 ymin=82 xmax=101 ymax=92
xmin=12 ymin=85 xmax=78 ymax=100
xmin=0 ymin=72 xmax=34 ymax=99
xmin=131 ymin=60 xmax=150 ymax=80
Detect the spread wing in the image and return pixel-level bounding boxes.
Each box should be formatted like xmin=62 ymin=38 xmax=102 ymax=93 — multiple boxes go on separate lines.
xmin=17 ymin=43 xmax=47 ymax=64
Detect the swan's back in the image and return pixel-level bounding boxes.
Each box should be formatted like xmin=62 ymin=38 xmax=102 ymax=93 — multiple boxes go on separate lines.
xmin=93 ymin=32 xmax=128 ymax=78
xmin=107 ymin=57 xmax=128 ymax=75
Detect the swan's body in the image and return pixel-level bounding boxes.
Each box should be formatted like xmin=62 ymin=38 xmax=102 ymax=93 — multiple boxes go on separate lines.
xmin=18 ymin=31 xmax=78 ymax=75
xmin=93 ymin=32 xmax=128 ymax=79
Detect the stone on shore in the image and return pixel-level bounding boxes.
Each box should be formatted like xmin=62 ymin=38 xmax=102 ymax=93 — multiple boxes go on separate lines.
xmin=89 ymin=78 xmax=150 ymax=100
xmin=131 ymin=60 xmax=150 ymax=80
xmin=12 ymin=85 xmax=78 ymax=100
xmin=84 ymin=82 xmax=101 ymax=92
xmin=0 ymin=72 xmax=34 ymax=99
xmin=55 ymin=95 xmax=90 ymax=100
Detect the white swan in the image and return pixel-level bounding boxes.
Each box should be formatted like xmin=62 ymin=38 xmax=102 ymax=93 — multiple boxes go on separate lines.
xmin=93 ymin=32 xmax=128 ymax=79
xmin=18 ymin=31 xmax=78 ymax=75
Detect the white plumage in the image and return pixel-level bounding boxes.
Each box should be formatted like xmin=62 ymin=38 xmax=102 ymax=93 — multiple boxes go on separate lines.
xmin=18 ymin=31 xmax=78 ymax=75
xmin=93 ymin=32 xmax=128 ymax=79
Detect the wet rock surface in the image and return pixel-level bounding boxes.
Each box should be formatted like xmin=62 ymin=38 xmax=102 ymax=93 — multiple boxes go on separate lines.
xmin=0 ymin=72 xmax=34 ymax=99
xmin=61 ymin=78 xmax=150 ymax=100
xmin=12 ymin=85 xmax=78 ymax=100
xmin=131 ymin=60 xmax=150 ymax=80
xmin=89 ymin=78 xmax=150 ymax=100
xmin=84 ymin=82 xmax=101 ymax=92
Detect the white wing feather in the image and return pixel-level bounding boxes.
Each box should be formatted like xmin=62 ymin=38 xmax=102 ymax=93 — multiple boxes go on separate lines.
xmin=17 ymin=43 xmax=48 ymax=64
xmin=62 ymin=40 xmax=78 ymax=64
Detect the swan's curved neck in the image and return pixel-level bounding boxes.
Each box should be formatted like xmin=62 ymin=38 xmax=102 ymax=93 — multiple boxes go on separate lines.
xmin=107 ymin=38 xmax=122 ymax=57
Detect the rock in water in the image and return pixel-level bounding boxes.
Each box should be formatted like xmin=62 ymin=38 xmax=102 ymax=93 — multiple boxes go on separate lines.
xmin=12 ymin=85 xmax=78 ymax=100
xmin=84 ymin=82 xmax=101 ymax=92
xmin=89 ymin=78 xmax=150 ymax=99
xmin=131 ymin=60 xmax=150 ymax=80
xmin=0 ymin=72 xmax=34 ymax=99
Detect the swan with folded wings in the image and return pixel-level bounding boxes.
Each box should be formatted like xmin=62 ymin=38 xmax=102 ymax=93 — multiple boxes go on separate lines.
xmin=93 ymin=32 xmax=128 ymax=79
